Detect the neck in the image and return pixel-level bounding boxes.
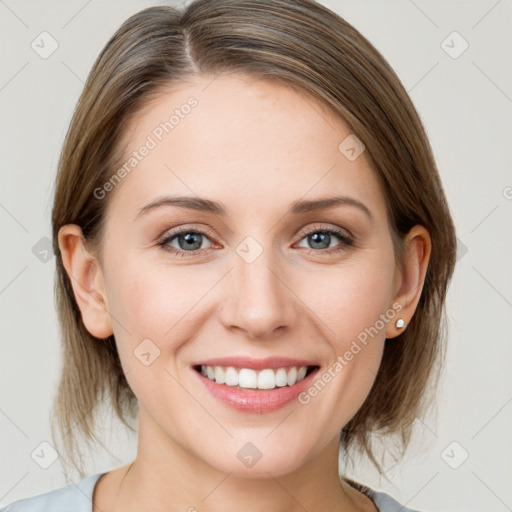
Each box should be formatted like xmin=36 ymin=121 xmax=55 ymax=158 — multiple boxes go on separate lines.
xmin=109 ymin=409 xmax=373 ymax=512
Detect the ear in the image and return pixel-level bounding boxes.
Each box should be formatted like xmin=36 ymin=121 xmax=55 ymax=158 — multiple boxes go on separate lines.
xmin=386 ymin=225 xmax=432 ymax=339
xmin=58 ymin=224 xmax=113 ymax=339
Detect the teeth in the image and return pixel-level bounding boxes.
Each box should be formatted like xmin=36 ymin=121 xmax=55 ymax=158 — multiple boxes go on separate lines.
xmin=225 ymin=367 xmax=238 ymax=386
xmin=214 ymin=366 xmax=225 ymax=384
xmin=199 ymin=365 xmax=309 ymax=389
xmin=275 ymin=368 xmax=288 ymax=387
xmin=239 ymin=368 xmax=257 ymax=388
xmin=257 ymin=369 xmax=275 ymax=390
xmin=287 ymin=367 xmax=297 ymax=386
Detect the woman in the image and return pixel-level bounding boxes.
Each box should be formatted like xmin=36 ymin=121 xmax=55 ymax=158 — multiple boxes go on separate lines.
xmin=2 ymin=0 xmax=457 ymax=510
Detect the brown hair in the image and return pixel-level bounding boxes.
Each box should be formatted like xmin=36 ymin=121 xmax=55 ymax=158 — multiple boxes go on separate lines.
xmin=50 ymin=0 xmax=457 ymax=479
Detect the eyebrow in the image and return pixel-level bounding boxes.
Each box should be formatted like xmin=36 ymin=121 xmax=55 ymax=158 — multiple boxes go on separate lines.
xmin=136 ymin=194 xmax=373 ymax=221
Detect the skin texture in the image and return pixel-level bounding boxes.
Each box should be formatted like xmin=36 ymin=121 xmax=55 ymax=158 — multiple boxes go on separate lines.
xmin=59 ymin=73 xmax=431 ymax=512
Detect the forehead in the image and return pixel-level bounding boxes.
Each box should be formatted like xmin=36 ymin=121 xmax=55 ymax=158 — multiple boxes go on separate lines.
xmin=108 ymin=73 xmax=386 ymax=223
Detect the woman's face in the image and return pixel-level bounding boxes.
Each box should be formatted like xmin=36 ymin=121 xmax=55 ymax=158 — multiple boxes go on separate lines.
xmin=87 ymin=74 xmax=403 ymax=476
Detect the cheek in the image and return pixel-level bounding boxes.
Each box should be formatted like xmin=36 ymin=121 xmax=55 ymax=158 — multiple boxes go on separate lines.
xmin=299 ymin=255 xmax=394 ymax=426
xmin=104 ymin=261 xmax=207 ymax=406
xmin=306 ymin=256 xmax=395 ymax=349
xmin=106 ymin=258 xmax=213 ymax=353
xmin=295 ymin=253 xmax=394 ymax=413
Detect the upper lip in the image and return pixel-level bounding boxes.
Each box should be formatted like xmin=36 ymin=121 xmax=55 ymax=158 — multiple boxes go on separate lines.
xmin=193 ymin=356 xmax=319 ymax=371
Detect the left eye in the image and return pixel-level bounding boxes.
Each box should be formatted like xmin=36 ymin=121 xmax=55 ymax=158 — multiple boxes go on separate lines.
xmin=299 ymin=230 xmax=340 ymax=249
xmin=296 ymin=229 xmax=351 ymax=251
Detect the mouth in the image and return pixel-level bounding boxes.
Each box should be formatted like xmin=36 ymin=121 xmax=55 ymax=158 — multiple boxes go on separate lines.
xmin=192 ymin=364 xmax=320 ymax=391
xmin=191 ymin=358 xmax=321 ymax=413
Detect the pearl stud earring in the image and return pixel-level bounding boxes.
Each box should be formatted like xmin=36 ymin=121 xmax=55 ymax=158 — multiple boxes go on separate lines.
xmin=395 ymin=318 xmax=405 ymax=329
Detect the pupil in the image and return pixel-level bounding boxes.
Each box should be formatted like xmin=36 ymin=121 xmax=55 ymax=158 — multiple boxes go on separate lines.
xmin=310 ymin=232 xmax=329 ymax=249
xmin=180 ymin=233 xmax=201 ymax=250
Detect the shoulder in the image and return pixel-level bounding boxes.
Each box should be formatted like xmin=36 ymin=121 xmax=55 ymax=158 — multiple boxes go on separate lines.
xmin=0 ymin=473 xmax=105 ymax=512
xmin=369 ymin=489 xmax=423 ymax=512
xmin=344 ymin=477 xmax=423 ymax=512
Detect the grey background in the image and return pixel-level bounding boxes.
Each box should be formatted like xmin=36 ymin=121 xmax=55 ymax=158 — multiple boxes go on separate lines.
xmin=1 ymin=0 xmax=511 ymax=510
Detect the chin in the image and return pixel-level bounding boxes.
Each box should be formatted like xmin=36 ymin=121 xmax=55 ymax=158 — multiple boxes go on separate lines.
xmin=198 ymin=440 xmax=310 ymax=479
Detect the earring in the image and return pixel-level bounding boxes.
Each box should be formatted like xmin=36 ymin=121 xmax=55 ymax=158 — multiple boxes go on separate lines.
xmin=395 ymin=318 xmax=405 ymax=329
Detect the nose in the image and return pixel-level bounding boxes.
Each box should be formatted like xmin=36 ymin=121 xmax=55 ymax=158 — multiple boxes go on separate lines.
xmin=219 ymin=247 xmax=299 ymax=340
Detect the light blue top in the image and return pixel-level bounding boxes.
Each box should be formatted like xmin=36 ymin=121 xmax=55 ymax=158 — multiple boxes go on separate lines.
xmin=1 ymin=472 xmax=421 ymax=511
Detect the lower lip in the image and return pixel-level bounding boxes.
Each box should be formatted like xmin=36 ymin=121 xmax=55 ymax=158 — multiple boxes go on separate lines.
xmin=193 ymin=367 xmax=319 ymax=413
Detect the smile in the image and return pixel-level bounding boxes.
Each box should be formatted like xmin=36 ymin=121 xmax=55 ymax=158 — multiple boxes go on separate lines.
xmin=192 ymin=357 xmax=320 ymax=413
xmin=197 ymin=365 xmax=314 ymax=390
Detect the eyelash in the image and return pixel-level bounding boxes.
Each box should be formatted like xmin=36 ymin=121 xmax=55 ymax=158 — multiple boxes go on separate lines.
xmin=156 ymin=224 xmax=355 ymax=258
